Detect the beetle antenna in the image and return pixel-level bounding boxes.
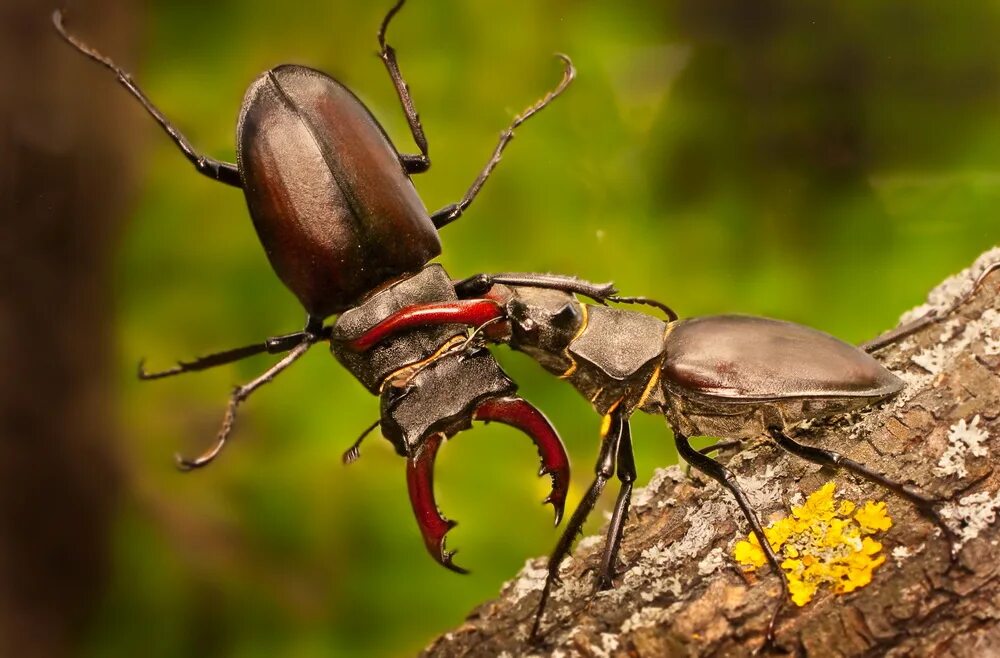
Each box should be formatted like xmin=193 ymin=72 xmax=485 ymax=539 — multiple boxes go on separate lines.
xmin=343 ymin=420 xmax=381 ymax=465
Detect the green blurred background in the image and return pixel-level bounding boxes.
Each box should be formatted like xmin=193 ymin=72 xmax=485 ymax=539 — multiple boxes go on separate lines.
xmin=14 ymin=0 xmax=1000 ymax=656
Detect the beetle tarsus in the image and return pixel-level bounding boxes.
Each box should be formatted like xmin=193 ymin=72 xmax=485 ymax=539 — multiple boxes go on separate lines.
xmin=769 ymin=427 xmax=960 ymax=559
xmin=52 ymin=9 xmax=243 ymax=188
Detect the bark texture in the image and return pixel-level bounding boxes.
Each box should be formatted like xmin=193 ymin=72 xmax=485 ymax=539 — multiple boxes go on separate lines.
xmin=424 ymin=249 xmax=1000 ymax=658
xmin=0 ymin=2 xmax=137 ymax=656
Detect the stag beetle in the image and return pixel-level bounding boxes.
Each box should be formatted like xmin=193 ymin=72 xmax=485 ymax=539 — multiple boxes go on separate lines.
xmin=52 ymin=1 xmax=610 ymax=572
xmin=344 ymin=261 xmax=998 ymax=646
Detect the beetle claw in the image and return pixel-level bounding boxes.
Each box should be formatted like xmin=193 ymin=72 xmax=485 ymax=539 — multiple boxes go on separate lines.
xmin=473 ymin=396 xmax=570 ymax=527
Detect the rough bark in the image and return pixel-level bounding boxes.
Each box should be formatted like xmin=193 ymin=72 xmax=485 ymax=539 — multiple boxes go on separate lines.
xmin=424 ymin=249 xmax=1000 ymax=658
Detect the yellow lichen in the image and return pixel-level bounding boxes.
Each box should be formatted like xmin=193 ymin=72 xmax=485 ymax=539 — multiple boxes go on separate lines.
xmin=732 ymin=482 xmax=892 ymax=606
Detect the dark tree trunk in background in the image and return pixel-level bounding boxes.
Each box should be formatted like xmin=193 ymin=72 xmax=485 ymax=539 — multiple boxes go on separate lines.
xmin=425 ymin=252 xmax=1000 ymax=657
xmin=0 ymin=2 xmax=137 ymax=656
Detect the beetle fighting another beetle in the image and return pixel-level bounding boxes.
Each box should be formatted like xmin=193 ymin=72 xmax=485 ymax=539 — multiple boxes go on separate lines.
xmin=55 ymin=1 xmax=991 ymax=650
xmin=53 ymin=1 xmax=593 ymax=572
xmin=350 ymin=256 xmax=997 ymax=649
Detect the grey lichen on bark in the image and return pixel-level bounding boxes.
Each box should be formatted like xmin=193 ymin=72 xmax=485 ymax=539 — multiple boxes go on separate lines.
xmin=425 ymin=248 xmax=1000 ymax=658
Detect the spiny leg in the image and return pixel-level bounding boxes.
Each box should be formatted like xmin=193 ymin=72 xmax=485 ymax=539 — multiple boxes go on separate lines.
xmin=52 ymin=10 xmax=241 ymax=187
xmin=175 ymin=338 xmax=316 ymax=470
xmin=431 ymin=55 xmax=576 ymax=229
xmin=530 ymin=405 xmax=627 ymax=641
xmin=862 ymin=261 xmax=999 ymax=353
xmin=377 ymin=0 xmax=431 ymax=174
xmin=675 ymin=433 xmax=787 ymax=651
xmin=768 ymin=428 xmax=960 ymax=557
xmin=140 ymin=324 xmax=330 ymax=380
xmin=595 ymin=419 xmax=636 ymax=591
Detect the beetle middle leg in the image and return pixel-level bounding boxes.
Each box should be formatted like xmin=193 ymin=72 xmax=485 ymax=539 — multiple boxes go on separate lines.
xmin=676 ymin=432 xmax=788 ymax=651
xmin=174 ymin=336 xmax=318 ymax=470
xmin=768 ymin=428 xmax=960 ymax=557
xmin=430 ymin=55 xmax=576 ymax=229
xmin=139 ymin=321 xmax=331 ymax=380
xmin=52 ymin=10 xmax=242 ymax=188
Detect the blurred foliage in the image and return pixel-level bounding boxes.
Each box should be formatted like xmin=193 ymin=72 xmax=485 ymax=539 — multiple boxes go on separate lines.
xmin=80 ymin=0 xmax=998 ymax=656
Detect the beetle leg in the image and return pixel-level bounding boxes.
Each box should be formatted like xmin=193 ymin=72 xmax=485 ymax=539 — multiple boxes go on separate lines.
xmin=174 ymin=339 xmax=316 ymax=470
xmin=52 ymin=10 xmax=242 ymax=188
xmin=376 ymin=0 xmax=431 ymax=174
xmin=595 ymin=418 xmax=636 ymax=591
xmin=345 ymin=300 xmax=505 ymax=352
xmin=862 ymin=261 xmax=999 ymax=353
xmin=406 ymin=433 xmax=468 ymax=573
xmin=530 ymin=406 xmax=626 ymax=641
xmin=676 ymin=432 xmax=787 ymax=652
xmin=431 ymin=55 xmax=576 ymax=229
xmin=473 ymin=396 xmax=570 ymax=525
xmin=139 ymin=325 xmax=331 ymax=380
xmin=768 ymin=428 xmax=961 ymax=558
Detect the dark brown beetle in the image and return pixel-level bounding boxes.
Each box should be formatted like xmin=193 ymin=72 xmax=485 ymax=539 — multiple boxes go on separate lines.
xmin=52 ymin=1 xmax=598 ymax=572
xmin=343 ymin=264 xmax=997 ymax=648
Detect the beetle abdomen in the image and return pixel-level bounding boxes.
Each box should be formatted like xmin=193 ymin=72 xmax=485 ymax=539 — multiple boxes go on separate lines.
xmin=663 ymin=315 xmax=903 ymax=402
xmin=237 ymin=65 xmax=440 ymax=318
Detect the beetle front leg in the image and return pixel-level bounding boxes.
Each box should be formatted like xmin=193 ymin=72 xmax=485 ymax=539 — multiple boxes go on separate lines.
xmin=530 ymin=405 xmax=627 ymax=642
xmin=52 ymin=10 xmax=242 ymax=188
xmin=595 ymin=416 xmax=636 ymax=592
xmin=676 ymin=432 xmax=787 ymax=652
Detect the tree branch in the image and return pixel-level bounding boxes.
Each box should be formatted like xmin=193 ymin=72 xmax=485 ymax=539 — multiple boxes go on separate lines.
xmin=425 ymin=248 xmax=1000 ymax=657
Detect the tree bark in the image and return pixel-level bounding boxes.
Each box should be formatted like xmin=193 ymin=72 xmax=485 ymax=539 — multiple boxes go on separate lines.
xmin=0 ymin=2 xmax=137 ymax=656
xmin=424 ymin=249 xmax=1000 ymax=658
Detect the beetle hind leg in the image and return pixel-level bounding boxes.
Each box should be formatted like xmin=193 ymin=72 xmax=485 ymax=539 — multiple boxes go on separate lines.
xmin=676 ymin=432 xmax=787 ymax=652
xmin=768 ymin=428 xmax=961 ymax=558
xmin=377 ymin=0 xmax=431 ymax=174
xmin=52 ymin=10 xmax=241 ymax=187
